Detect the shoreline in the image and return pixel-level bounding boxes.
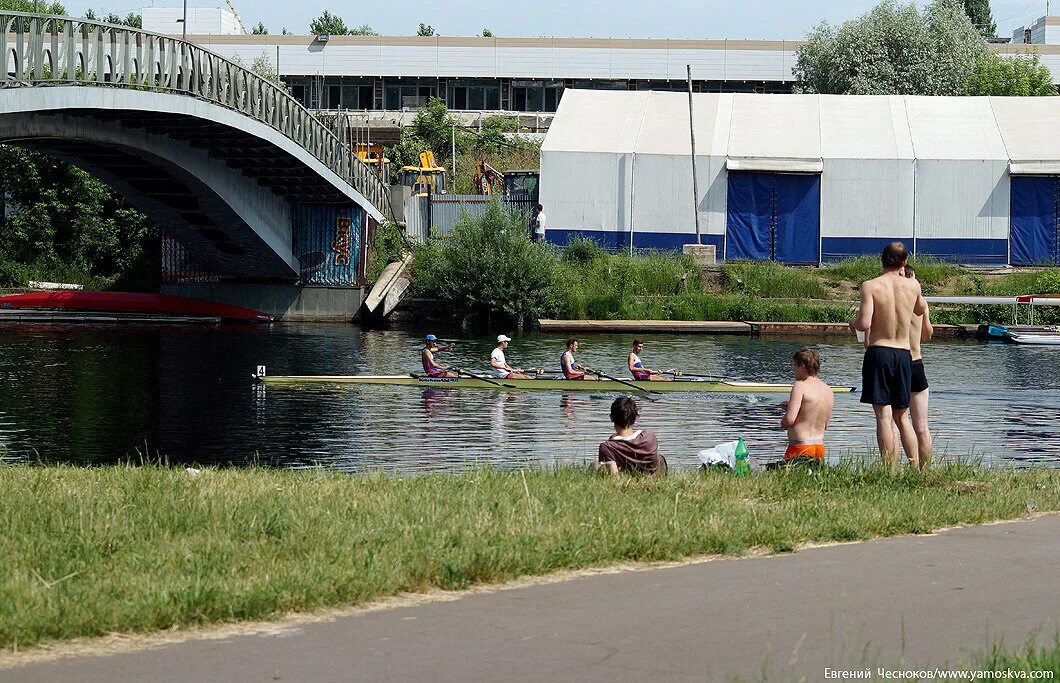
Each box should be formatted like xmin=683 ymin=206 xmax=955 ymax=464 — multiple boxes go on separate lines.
xmin=538 ymin=319 xmax=983 ymax=337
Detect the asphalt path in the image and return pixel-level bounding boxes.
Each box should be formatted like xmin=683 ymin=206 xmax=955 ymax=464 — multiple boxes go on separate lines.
xmin=7 ymin=515 xmax=1060 ymax=682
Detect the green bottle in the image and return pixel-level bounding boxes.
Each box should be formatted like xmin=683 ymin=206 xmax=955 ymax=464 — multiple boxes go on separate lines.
xmin=734 ymin=437 xmax=751 ymax=476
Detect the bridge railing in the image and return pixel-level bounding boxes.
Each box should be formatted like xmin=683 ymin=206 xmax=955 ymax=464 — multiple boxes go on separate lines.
xmin=0 ymin=11 xmax=393 ymax=219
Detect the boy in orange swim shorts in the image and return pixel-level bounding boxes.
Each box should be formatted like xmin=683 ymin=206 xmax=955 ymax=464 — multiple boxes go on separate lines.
xmin=779 ymin=348 xmax=834 ymax=465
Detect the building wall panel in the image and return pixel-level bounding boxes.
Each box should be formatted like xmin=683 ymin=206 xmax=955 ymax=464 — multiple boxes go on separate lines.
xmin=609 ymin=49 xmax=669 ymax=79
xmin=551 ymin=48 xmax=612 ymax=79
xmin=379 ymin=46 xmax=439 ymax=77
xmin=821 ymin=159 xmax=914 ymax=240
xmin=541 ymin=150 xmax=632 ymax=235
xmin=914 ymin=160 xmax=1009 ymax=241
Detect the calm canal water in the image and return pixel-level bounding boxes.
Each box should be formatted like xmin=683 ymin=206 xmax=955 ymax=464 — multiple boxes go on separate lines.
xmin=0 ymin=323 xmax=1057 ymax=472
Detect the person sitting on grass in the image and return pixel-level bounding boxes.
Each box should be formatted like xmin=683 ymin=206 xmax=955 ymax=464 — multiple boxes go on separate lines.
xmin=596 ymin=397 xmax=667 ymax=477
xmin=767 ymin=347 xmax=834 ymax=470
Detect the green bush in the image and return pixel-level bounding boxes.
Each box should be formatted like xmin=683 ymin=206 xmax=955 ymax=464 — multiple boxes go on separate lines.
xmin=412 ymin=200 xmax=556 ymax=327
xmin=367 ymin=222 xmax=407 ymax=282
xmin=562 ymin=237 xmax=606 ymax=265
xmin=722 ymin=261 xmax=828 ymax=299
xmin=0 ymin=251 xmax=26 ymax=287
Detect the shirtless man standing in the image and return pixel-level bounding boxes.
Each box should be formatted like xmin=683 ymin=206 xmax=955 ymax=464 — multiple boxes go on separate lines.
xmin=904 ymin=266 xmax=934 ymax=468
xmin=775 ymin=348 xmax=834 ymax=466
xmin=850 ymin=242 xmax=928 ymax=471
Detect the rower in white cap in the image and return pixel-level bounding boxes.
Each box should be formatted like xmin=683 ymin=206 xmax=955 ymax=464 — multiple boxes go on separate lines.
xmin=490 ymin=335 xmax=534 ymax=379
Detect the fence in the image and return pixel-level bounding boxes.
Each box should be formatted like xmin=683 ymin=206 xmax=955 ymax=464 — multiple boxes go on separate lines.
xmin=403 ymin=194 xmax=536 ymax=243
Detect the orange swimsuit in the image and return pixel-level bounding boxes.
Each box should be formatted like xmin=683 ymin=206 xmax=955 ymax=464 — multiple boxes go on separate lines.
xmin=784 ymin=443 xmax=825 ymax=461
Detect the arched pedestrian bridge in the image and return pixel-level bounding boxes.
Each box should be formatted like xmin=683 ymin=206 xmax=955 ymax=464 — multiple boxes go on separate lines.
xmin=1 ymin=12 xmax=392 ymax=316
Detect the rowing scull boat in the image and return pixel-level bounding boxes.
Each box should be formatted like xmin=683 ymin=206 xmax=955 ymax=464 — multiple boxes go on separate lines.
xmin=254 ymin=369 xmax=856 ymax=394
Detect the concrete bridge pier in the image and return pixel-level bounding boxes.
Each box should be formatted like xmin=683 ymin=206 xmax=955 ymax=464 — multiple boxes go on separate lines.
xmin=160 ymin=283 xmax=365 ymax=322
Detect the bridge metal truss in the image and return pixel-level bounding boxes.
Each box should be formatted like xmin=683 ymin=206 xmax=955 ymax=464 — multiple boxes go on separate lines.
xmin=0 ymin=11 xmax=393 ymax=220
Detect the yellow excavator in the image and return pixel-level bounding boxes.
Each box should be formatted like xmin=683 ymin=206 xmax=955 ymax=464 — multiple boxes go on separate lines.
xmin=400 ymin=151 xmax=446 ymax=196
xmin=355 ymin=143 xmax=390 ymax=181
xmin=475 ymin=160 xmax=504 ymax=195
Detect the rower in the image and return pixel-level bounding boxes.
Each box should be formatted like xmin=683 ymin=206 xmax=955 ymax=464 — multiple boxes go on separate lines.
xmin=490 ymin=334 xmax=533 ymax=380
xmin=421 ymin=334 xmax=458 ymax=378
xmin=561 ymin=338 xmax=589 ymax=380
xmin=628 ymin=339 xmax=672 ymax=382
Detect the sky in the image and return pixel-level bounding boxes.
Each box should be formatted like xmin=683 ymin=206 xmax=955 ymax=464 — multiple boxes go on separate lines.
xmin=58 ymin=0 xmax=1053 ymax=40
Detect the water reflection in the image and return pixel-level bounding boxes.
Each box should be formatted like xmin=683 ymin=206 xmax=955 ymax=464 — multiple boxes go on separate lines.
xmin=0 ymin=325 xmax=1056 ymax=472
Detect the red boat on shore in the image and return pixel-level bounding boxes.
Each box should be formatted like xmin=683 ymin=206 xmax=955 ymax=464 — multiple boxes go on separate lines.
xmin=0 ymin=292 xmax=273 ymax=323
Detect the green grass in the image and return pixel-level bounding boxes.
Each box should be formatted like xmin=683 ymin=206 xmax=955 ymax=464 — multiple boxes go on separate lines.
xmin=551 ymin=249 xmax=701 ymax=319
xmin=721 ymin=261 xmax=828 ymax=299
xmin=819 ymin=256 xmax=962 ymax=287
xmin=626 ymin=293 xmax=852 ymax=323
xmin=820 ymin=255 xmax=881 ymax=284
xmin=976 ymin=638 xmax=1060 ymax=677
xmin=1 ymin=462 xmax=1057 ymax=652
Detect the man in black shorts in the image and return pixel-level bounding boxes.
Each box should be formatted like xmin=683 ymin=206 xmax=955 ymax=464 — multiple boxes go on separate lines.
xmin=905 ymin=266 xmax=934 ymax=468
xmin=850 ymin=242 xmax=929 ymax=471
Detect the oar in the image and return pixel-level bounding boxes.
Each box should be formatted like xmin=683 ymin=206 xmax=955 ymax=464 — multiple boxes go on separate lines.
xmin=453 ymin=367 xmax=518 ymax=390
xmin=583 ymin=366 xmax=659 ymax=401
xmin=662 ymin=370 xmax=728 ymax=381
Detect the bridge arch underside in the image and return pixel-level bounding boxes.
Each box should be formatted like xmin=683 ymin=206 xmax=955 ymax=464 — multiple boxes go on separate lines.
xmin=0 ymin=109 xmax=362 ymax=282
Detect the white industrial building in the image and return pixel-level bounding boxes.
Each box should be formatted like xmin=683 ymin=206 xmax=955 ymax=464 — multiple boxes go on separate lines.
xmin=157 ymin=11 xmax=1060 ymax=114
xmin=143 ymin=7 xmax=243 ymax=36
xmin=540 ymin=90 xmax=1060 ymax=266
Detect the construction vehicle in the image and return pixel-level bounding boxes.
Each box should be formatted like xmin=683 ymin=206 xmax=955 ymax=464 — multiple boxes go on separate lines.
xmin=501 ymin=169 xmax=541 ymax=202
xmin=399 ymin=151 xmax=446 ymax=196
xmin=355 ymin=143 xmax=390 ymax=182
xmin=474 ymin=160 xmax=504 ymax=195
xmin=473 ymin=161 xmax=540 ymax=202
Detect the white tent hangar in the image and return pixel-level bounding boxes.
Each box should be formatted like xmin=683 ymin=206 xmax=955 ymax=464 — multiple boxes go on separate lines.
xmin=540 ymin=90 xmax=1060 ymax=265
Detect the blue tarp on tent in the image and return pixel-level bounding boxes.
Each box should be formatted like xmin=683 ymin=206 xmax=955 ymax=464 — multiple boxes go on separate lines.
xmin=1010 ymin=176 xmax=1059 ymax=266
xmin=725 ymin=172 xmax=820 ymax=263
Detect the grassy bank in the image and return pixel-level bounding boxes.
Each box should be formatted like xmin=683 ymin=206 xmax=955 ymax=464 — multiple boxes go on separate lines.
xmin=2 ymin=463 xmax=1058 ymax=652
xmin=399 ymin=213 xmax=1060 ymax=324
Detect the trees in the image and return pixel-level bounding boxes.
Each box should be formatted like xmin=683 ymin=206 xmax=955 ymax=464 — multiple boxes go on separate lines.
xmin=963 ymin=0 xmax=995 ymax=38
xmin=417 ymin=23 xmax=435 ymax=37
xmin=966 ymin=52 xmax=1056 ymax=96
xmin=794 ymin=0 xmax=986 ymax=96
xmin=482 ymin=28 xmax=493 ymax=37
xmin=252 ymin=22 xmax=268 ymax=35
xmin=84 ymin=9 xmax=142 ymax=27
xmin=0 ymin=147 xmax=155 ymax=287
xmin=309 ymin=10 xmax=348 ymax=35
xmin=307 ymin=11 xmax=377 ymax=36
xmin=386 ymin=98 xmax=457 ymax=177
xmin=412 ymin=201 xmax=556 ymax=328
xmin=1 ymin=0 xmax=65 ymax=14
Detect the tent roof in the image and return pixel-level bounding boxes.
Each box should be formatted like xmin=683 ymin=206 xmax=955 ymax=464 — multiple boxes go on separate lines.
xmin=544 ymin=91 xmax=1060 ymax=163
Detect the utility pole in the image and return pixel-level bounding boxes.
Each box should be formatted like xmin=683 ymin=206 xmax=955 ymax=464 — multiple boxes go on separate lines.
xmin=687 ymin=64 xmax=701 ymax=245
xmin=181 ymin=0 xmax=187 ymax=41
xmin=451 ymin=124 xmax=456 ymax=181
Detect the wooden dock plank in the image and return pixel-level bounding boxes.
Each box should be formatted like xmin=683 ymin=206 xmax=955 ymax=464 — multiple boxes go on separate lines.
xmin=537 ymin=320 xmax=751 ymax=334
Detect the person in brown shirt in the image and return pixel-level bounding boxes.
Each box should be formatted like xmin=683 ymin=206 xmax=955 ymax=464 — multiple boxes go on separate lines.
xmin=597 ymin=397 xmax=667 ymax=477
